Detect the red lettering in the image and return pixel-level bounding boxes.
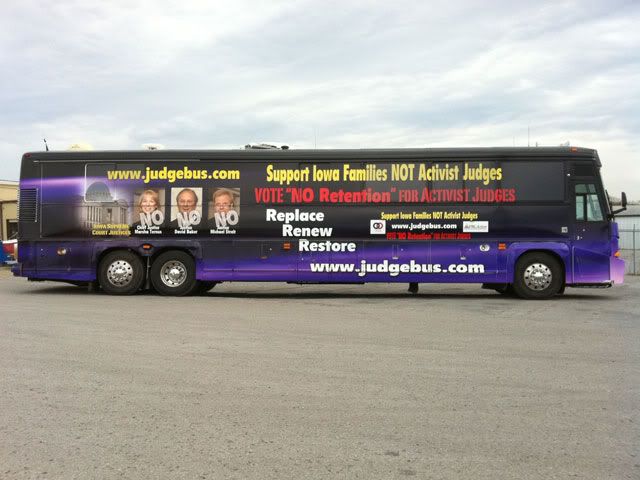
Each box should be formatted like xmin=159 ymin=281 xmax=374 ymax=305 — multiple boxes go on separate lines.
xmin=289 ymin=187 xmax=314 ymax=203
xmin=254 ymin=187 xmax=284 ymax=203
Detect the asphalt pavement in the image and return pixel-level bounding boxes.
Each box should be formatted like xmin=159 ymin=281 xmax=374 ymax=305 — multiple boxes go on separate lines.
xmin=1 ymin=268 xmax=638 ymax=479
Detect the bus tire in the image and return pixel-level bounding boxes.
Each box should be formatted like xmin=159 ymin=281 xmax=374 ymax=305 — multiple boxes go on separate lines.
xmin=150 ymin=251 xmax=197 ymax=296
xmin=98 ymin=250 xmax=145 ymax=295
xmin=513 ymin=253 xmax=563 ymax=299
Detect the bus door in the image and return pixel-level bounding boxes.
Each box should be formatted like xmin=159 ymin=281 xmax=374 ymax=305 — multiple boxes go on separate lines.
xmin=571 ymin=181 xmax=610 ymax=283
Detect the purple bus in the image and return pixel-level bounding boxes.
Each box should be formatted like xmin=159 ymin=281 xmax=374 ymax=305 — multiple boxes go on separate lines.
xmin=12 ymin=147 xmax=626 ymax=299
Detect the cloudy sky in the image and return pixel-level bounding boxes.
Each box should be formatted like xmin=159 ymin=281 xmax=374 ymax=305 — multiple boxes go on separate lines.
xmin=1 ymin=0 xmax=639 ymax=198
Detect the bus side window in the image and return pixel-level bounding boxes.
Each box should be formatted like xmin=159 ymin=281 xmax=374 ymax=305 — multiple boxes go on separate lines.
xmin=575 ymin=183 xmax=603 ymax=222
xmin=576 ymin=194 xmax=585 ymax=221
xmin=586 ymin=191 xmax=603 ymax=221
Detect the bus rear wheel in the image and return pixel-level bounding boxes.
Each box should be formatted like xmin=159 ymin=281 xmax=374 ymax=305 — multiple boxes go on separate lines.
xmin=513 ymin=253 xmax=563 ymax=300
xmin=150 ymin=251 xmax=197 ymax=296
xmin=99 ymin=250 xmax=145 ymax=295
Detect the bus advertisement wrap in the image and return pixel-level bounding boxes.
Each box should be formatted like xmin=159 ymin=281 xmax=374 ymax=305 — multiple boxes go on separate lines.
xmin=13 ymin=148 xmax=625 ymax=298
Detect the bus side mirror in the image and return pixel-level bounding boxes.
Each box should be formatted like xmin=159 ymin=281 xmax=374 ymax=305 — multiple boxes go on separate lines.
xmin=610 ymin=191 xmax=627 ymax=217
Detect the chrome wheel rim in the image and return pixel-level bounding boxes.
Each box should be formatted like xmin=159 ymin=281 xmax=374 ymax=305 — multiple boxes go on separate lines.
xmin=523 ymin=263 xmax=552 ymax=291
xmin=106 ymin=260 xmax=134 ymax=287
xmin=160 ymin=260 xmax=187 ymax=287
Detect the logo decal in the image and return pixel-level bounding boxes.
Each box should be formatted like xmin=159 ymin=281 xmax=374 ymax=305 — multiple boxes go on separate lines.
xmin=463 ymin=221 xmax=489 ymax=233
xmin=370 ymin=219 xmax=386 ymax=234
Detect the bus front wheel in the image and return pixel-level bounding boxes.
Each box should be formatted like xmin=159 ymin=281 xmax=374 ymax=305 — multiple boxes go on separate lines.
xmin=98 ymin=250 xmax=145 ymax=295
xmin=513 ymin=253 xmax=563 ymax=300
xmin=150 ymin=251 xmax=197 ymax=296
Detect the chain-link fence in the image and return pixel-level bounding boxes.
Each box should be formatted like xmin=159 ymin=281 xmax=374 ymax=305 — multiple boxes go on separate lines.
xmin=620 ymin=227 xmax=639 ymax=275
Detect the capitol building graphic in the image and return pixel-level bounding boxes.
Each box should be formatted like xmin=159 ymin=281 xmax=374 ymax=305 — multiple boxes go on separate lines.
xmin=80 ymin=181 xmax=129 ymax=230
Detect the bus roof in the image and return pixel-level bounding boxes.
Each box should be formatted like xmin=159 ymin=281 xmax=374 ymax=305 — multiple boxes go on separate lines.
xmin=23 ymin=147 xmax=601 ymax=166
